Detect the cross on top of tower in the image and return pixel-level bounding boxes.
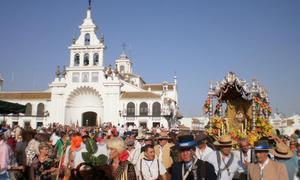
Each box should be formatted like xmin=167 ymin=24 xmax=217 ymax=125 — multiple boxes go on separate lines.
xmin=122 ymin=43 xmax=126 ymax=52
xmin=88 ymin=0 xmax=92 ymax=9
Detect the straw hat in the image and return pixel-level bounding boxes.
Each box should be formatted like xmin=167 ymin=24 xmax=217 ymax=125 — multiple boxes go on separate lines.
xmin=195 ymin=132 xmax=208 ymax=145
xmin=270 ymin=143 xmax=294 ymax=159
xmin=213 ymin=135 xmax=237 ymax=146
xmin=144 ymin=133 xmax=154 ymax=141
xmin=136 ymin=134 xmax=145 ymax=140
xmin=156 ymin=131 xmax=171 ymax=140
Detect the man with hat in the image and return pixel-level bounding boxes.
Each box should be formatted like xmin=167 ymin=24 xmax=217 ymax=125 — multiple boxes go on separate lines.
xmin=171 ymin=134 xmax=217 ymax=180
xmin=247 ymin=140 xmax=288 ymax=180
xmin=270 ymin=142 xmax=297 ymax=180
xmin=154 ymin=131 xmax=174 ymax=173
xmin=0 ymin=128 xmax=11 ymax=179
xmin=126 ymin=139 xmax=141 ymax=168
xmin=139 ymin=133 xmax=154 ymax=159
xmin=142 ymin=133 xmax=154 ymax=150
xmin=195 ymin=132 xmax=214 ymax=161
xmin=206 ymin=134 xmax=239 ymax=180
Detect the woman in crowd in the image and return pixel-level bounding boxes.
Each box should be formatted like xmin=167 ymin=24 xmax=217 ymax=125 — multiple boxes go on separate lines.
xmin=30 ymin=142 xmax=57 ymax=180
xmin=106 ymin=137 xmax=136 ymax=180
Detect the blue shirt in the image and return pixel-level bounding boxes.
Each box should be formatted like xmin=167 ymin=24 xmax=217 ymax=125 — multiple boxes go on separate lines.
xmin=277 ymin=153 xmax=299 ymax=180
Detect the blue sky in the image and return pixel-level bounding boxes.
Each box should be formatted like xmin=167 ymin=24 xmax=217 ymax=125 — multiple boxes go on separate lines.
xmin=0 ymin=0 xmax=299 ymax=117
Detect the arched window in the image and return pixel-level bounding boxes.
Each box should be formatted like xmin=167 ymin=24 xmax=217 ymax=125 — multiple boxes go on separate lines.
xmin=74 ymin=53 xmax=80 ymax=66
xmin=120 ymin=65 xmax=125 ymax=74
xmin=84 ymin=53 xmax=89 ymax=66
xmin=152 ymin=102 xmax=161 ymax=117
xmin=127 ymin=102 xmax=135 ymax=117
xmin=37 ymin=103 xmax=44 ymax=117
xmin=25 ymin=103 xmax=32 ymax=116
xmin=84 ymin=33 xmax=90 ymax=45
xmin=140 ymin=102 xmax=148 ymax=116
xmin=93 ymin=53 xmax=99 ymax=65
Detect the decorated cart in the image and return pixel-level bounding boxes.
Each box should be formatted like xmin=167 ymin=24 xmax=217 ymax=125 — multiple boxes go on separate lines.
xmin=203 ymin=72 xmax=273 ymax=145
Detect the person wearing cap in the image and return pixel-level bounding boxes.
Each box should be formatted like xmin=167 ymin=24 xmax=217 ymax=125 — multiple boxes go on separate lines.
xmin=0 ymin=128 xmax=11 ymax=179
xmin=270 ymin=142 xmax=298 ymax=180
xmin=136 ymin=134 xmax=145 ymax=150
xmin=139 ymin=133 xmax=154 ymax=159
xmin=206 ymin=134 xmax=239 ymax=180
xmin=154 ymin=131 xmax=174 ymax=173
xmin=127 ymin=139 xmax=141 ymax=168
xmin=141 ymin=133 xmax=154 ymax=151
xmin=171 ymin=134 xmax=217 ymax=180
xmin=195 ymin=132 xmax=214 ymax=161
xmin=136 ymin=144 xmax=167 ymax=180
xmin=247 ymin=140 xmax=288 ymax=180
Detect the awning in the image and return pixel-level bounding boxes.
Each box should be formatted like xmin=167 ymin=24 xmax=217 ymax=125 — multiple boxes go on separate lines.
xmin=0 ymin=100 xmax=26 ymax=114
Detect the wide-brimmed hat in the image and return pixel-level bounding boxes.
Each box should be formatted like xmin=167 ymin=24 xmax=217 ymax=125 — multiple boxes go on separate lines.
xmin=213 ymin=135 xmax=237 ymax=146
xmin=144 ymin=133 xmax=154 ymax=141
xmin=156 ymin=131 xmax=171 ymax=140
xmin=195 ymin=133 xmax=208 ymax=145
xmin=176 ymin=135 xmax=197 ymax=150
xmin=136 ymin=134 xmax=145 ymax=140
xmin=254 ymin=140 xmax=271 ymax=151
xmin=270 ymin=143 xmax=293 ymax=159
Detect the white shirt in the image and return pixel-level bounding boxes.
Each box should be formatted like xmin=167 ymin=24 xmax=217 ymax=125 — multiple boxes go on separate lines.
xmin=234 ymin=149 xmax=252 ymax=173
xmin=128 ymin=125 xmax=133 ymax=131
xmin=195 ymin=145 xmax=214 ymax=161
xmin=128 ymin=147 xmax=141 ymax=166
xmin=119 ymin=127 xmax=125 ymax=137
xmin=206 ymin=151 xmax=239 ymax=180
xmin=50 ymin=133 xmax=60 ymax=146
xmin=96 ymin=143 xmax=108 ymax=157
xmin=258 ymin=158 xmax=270 ymax=180
xmin=63 ymin=144 xmax=86 ymax=169
xmin=136 ymin=158 xmax=166 ymax=180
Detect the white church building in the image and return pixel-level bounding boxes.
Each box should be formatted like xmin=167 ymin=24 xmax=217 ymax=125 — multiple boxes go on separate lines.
xmin=0 ymin=5 xmax=179 ymax=129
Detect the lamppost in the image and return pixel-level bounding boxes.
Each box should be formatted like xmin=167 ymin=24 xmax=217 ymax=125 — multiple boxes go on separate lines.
xmin=118 ymin=110 xmax=122 ymax=125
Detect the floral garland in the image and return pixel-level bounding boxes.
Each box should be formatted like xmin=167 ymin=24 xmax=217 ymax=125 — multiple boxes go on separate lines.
xmin=254 ymin=96 xmax=272 ymax=114
xmin=214 ymin=102 xmax=222 ymax=116
xmin=207 ymin=116 xmax=274 ymax=146
xmin=203 ymin=97 xmax=211 ymax=114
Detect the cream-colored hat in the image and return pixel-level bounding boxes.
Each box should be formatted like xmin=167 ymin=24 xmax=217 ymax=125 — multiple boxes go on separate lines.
xmin=136 ymin=134 xmax=145 ymax=140
xmin=156 ymin=131 xmax=171 ymax=140
xmin=213 ymin=135 xmax=237 ymax=146
xmin=270 ymin=143 xmax=294 ymax=159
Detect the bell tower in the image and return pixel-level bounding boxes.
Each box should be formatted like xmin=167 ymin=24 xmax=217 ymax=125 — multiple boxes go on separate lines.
xmin=68 ymin=1 xmax=105 ymax=68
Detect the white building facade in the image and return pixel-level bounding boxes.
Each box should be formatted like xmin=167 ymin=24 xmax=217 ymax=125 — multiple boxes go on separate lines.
xmin=0 ymin=6 xmax=178 ymax=129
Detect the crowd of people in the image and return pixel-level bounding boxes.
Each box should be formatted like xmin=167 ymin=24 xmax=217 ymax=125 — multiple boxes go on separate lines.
xmin=0 ymin=122 xmax=300 ymax=180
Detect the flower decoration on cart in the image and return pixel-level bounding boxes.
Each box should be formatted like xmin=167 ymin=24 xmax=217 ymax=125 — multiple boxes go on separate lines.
xmin=203 ymin=72 xmax=274 ymax=145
